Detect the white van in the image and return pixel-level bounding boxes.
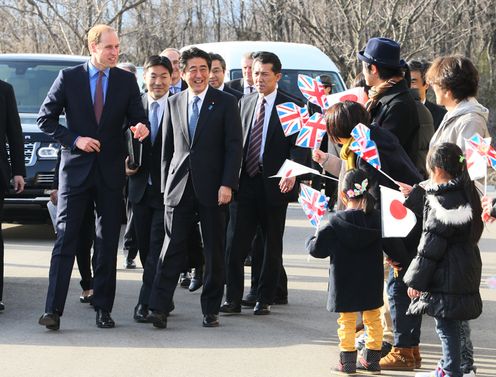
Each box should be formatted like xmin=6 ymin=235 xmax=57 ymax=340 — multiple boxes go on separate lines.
xmin=187 ymin=41 xmax=347 ymax=100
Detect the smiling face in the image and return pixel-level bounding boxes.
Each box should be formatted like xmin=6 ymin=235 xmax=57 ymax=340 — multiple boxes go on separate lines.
xmin=144 ymin=64 xmax=171 ymax=100
xmin=252 ymin=60 xmax=281 ymax=96
xmin=209 ymin=59 xmax=225 ymax=89
xmin=89 ymin=30 xmax=119 ymax=70
xmin=182 ymin=57 xmax=210 ymax=95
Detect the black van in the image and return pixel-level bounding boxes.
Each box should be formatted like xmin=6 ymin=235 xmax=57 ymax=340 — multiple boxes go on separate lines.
xmin=0 ymin=54 xmax=87 ymax=222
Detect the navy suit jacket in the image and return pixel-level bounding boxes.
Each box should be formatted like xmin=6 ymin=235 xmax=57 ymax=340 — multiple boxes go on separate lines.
xmin=38 ymin=63 xmax=147 ymax=190
xmin=223 ymin=85 xmax=243 ymax=101
xmin=161 ymin=87 xmax=243 ymax=207
xmin=0 ymin=80 xmax=25 ymax=192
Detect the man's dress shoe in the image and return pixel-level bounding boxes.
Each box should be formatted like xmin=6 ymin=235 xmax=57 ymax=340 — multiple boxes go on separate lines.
xmin=253 ymin=302 xmax=271 ymax=315
xmin=179 ymin=272 xmax=191 ymax=288
xmin=133 ymin=304 xmax=149 ymax=323
xmin=219 ymin=301 xmax=241 ymax=314
xmin=148 ymin=310 xmax=167 ymax=329
xmin=79 ymin=294 xmax=93 ymax=304
xmin=124 ymin=259 xmax=136 ymax=269
xmin=241 ymin=292 xmax=257 ymax=307
xmin=38 ymin=312 xmax=60 ymax=330
xmin=96 ymin=309 xmax=115 ymax=328
xmin=188 ymin=267 xmax=203 ymax=292
xmin=202 ymin=314 xmax=219 ymax=327
xmin=0 ymin=301 xmax=4 ymax=311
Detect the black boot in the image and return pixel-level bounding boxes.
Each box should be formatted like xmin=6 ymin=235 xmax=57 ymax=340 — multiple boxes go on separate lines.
xmin=356 ymin=348 xmax=381 ymax=374
xmin=335 ymin=351 xmax=357 ymax=375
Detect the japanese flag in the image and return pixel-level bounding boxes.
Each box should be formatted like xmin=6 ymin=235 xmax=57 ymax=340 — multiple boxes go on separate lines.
xmin=270 ymin=159 xmax=320 ymax=178
xmin=325 ymin=87 xmax=369 ymax=108
xmin=380 ymin=186 xmax=417 ymax=238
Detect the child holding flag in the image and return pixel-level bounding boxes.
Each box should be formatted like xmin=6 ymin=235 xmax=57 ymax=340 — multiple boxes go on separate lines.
xmin=402 ymin=143 xmax=483 ymax=377
xmin=307 ymin=168 xmax=386 ymax=375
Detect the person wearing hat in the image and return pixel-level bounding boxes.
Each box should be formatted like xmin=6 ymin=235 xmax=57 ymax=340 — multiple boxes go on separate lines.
xmin=358 ymin=37 xmax=423 ymax=372
xmin=358 ymin=37 xmax=419 ymax=165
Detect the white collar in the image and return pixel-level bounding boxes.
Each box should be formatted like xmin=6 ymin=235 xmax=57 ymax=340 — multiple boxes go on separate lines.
xmin=188 ymin=86 xmax=208 ymax=103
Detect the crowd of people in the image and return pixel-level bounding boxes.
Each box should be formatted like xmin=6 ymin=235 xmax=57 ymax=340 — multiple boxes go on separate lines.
xmin=0 ymin=24 xmax=492 ymax=377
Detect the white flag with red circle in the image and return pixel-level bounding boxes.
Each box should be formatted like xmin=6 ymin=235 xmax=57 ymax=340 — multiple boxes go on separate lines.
xmin=380 ymin=185 xmax=417 ymax=238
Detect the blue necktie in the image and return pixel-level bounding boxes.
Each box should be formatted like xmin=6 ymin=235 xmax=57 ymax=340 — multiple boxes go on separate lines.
xmin=149 ymin=101 xmax=159 ymax=144
xmin=188 ymin=96 xmax=200 ymax=143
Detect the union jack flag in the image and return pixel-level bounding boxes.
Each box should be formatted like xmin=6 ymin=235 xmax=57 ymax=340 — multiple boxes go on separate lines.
xmin=349 ymin=123 xmax=381 ymax=170
xmin=296 ymin=113 xmax=327 ymax=149
xmin=298 ymin=184 xmax=329 ymax=228
xmin=465 ymin=133 xmax=496 ymax=170
xmin=297 ymin=74 xmax=328 ymax=110
xmin=300 ymin=105 xmax=310 ymax=124
xmin=465 ymin=141 xmax=487 ymax=180
xmin=276 ymin=102 xmax=305 ymax=136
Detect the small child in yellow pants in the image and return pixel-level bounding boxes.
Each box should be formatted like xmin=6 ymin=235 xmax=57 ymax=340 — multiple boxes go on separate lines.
xmin=307 ymin=169 xmax=385 ymax=375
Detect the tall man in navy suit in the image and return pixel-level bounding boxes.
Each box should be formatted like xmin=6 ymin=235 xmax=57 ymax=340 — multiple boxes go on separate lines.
xmin=37 ymin=24 xmax=149 ymax=330
xmin=147 ymin=47 xmax=243 ymax=329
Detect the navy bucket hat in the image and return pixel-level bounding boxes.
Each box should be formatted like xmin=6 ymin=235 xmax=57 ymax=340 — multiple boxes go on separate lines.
xmin=358 ymin=37 xmax=406 ymax=69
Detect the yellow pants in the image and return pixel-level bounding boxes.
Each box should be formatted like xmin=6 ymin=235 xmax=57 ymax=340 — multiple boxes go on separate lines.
xmin=337 ymin=308 xmax=383 ymax=352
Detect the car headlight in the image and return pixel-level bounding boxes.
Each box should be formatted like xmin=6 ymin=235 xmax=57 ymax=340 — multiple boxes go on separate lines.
xmin=37 ymin=144 xmax=59 ymax=160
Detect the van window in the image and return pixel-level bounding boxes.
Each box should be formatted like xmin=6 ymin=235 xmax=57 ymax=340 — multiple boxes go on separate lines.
xmin=0 ymin=60 xmax=82 ymax=113
xmin=230 ymin=69 xmax=345 ymax=101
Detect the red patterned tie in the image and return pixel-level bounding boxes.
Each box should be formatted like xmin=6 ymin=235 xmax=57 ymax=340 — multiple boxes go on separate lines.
xmin=245 ymin=98 xmax=266 ymax=177
xmin=94 ymin=71 xmax=104 ymax=124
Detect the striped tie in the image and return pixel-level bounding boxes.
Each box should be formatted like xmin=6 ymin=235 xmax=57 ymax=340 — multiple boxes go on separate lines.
xmin=245 ymin=98 xmax=266 ymax=177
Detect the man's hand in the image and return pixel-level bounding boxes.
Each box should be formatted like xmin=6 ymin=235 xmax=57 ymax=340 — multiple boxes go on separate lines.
xmin=279 ymin=176 xmax=296 ymax=193
xmin=76 ymin=137 xmax=101 ymax=152
xmin=13 ymin=175 xmax=24 ymax=194
xmin=125 ymin=156 xmax=139 ymax=176
xmin=130 ymin=122 xmax=149 ymax=141
xmin=481 ymin=196 xmax=494 ymax=222
xmin=218 ymin=185 xmax=232 ymax=205
xmin=312 ymin=149 xmax=328 ymax=164
xmin=407 ymin=287 xmax=421 ymax=299
xmin=50 ymin=189 xmax=58 ymax=205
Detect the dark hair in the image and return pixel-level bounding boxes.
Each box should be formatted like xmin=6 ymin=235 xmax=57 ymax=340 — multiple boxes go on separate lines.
xmin=143 ymin=55 xmax=173 ymax=75
xmin=342 ymin=169 xmax=375 ymax=213
xmin=366 ymin=63 xmax=403 ymax=80
xmin=209 ymin=52 xmax=226 ymax=71
xmin=427 ymin=142 xmax=483 ymax=242
xmin=252 ymin=51 xmax=282 ymax=74
xmin=325 ymin=101 xmax=370 ymax=143
xmin=408 ymin=59 xmax=430 ymax=85
xmin=426 ymin=55 xmax=479 ymax=101
xmin=179 ymin=47 xmax=212 ymax=72
xmin=350 ymin=72 xmax=370 ymax=95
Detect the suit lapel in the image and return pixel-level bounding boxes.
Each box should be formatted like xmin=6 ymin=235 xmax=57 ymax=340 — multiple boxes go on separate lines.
xmin=242 ymin=94 xmax=258 ymax=148
xmin=177 ymin=91 xmax=190 ymax=144
xmin=191 ymin=87 xmax=215 ymax=146
xmin=263 ymin=91 xmax=282 ymax=151
xmin=81 ymin=63 xmax=97 ymax=126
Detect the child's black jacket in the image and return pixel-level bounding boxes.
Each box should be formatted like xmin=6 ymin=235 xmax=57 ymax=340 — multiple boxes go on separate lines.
xmin=403 ymin=178 xmax=482 ymax=320
xmin=307 ymin=209 xmax=384 ymax=313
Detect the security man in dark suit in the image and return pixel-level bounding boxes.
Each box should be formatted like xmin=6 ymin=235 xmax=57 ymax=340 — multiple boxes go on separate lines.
xmin=224 ymin=52 xmax=255 ymax=95
xmin=0 ymin=79 xmax=25 ymax=311
xmin=221 ymin=51 xmax=307 ymax=316
xmin=147 ymin=47 xmax=243 ymax=329
xmin=37 ymin=24 xmax=149 ymax=330
xmin=208 ymin=53 xmax=243 ymax=100
xmin=126 ymin=56 xmax=173 ymax=323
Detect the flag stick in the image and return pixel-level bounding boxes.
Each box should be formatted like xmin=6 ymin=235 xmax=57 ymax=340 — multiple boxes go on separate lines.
xmin=377 ymin=168 xmax=400 ymax=187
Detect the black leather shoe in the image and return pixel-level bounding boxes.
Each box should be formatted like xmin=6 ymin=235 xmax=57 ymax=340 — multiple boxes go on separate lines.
xmin=179 ymin=272 xmax=191 ymax=288
xmin=241 ymin=292 xmax=257 ymax=307
xmin=124 ymin=259 xmax=136 ymax=269
xmin=219 ymin=301 xmax=241 ymax=314
xmin=39 ymin=312 xmax=60 ymax=330
xmin=273 ymin=296 xmax=288 ymax=305
xmin=188 ymin=267 xmax=203 ymax=292
xmin=79 ymin=294 xmax=93 ymax=304
xmin=96 ymin=309 xmax=115 ymax=328
xmin=253 ymin=302 xmax=271 ymax=315
xmin=244 ymin=255 xmax=252 ymax=266
xmin=202 ymin=314 xmax=219 ymax=327
xmin=133 ymin=304 xmax=149 ymax=323
xmin=148 ymin=310 xmax=167 ymax=329
xmin=0 ymin=301 xmax=4 ymax=311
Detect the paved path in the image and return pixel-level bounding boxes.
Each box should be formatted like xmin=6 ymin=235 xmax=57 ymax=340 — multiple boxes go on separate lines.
xmin=1 ymin=205 xmax=495 ymax=376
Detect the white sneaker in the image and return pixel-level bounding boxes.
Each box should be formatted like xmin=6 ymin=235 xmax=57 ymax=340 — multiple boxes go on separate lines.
xmin=463 ymin=371 xmax=476 ymax=377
